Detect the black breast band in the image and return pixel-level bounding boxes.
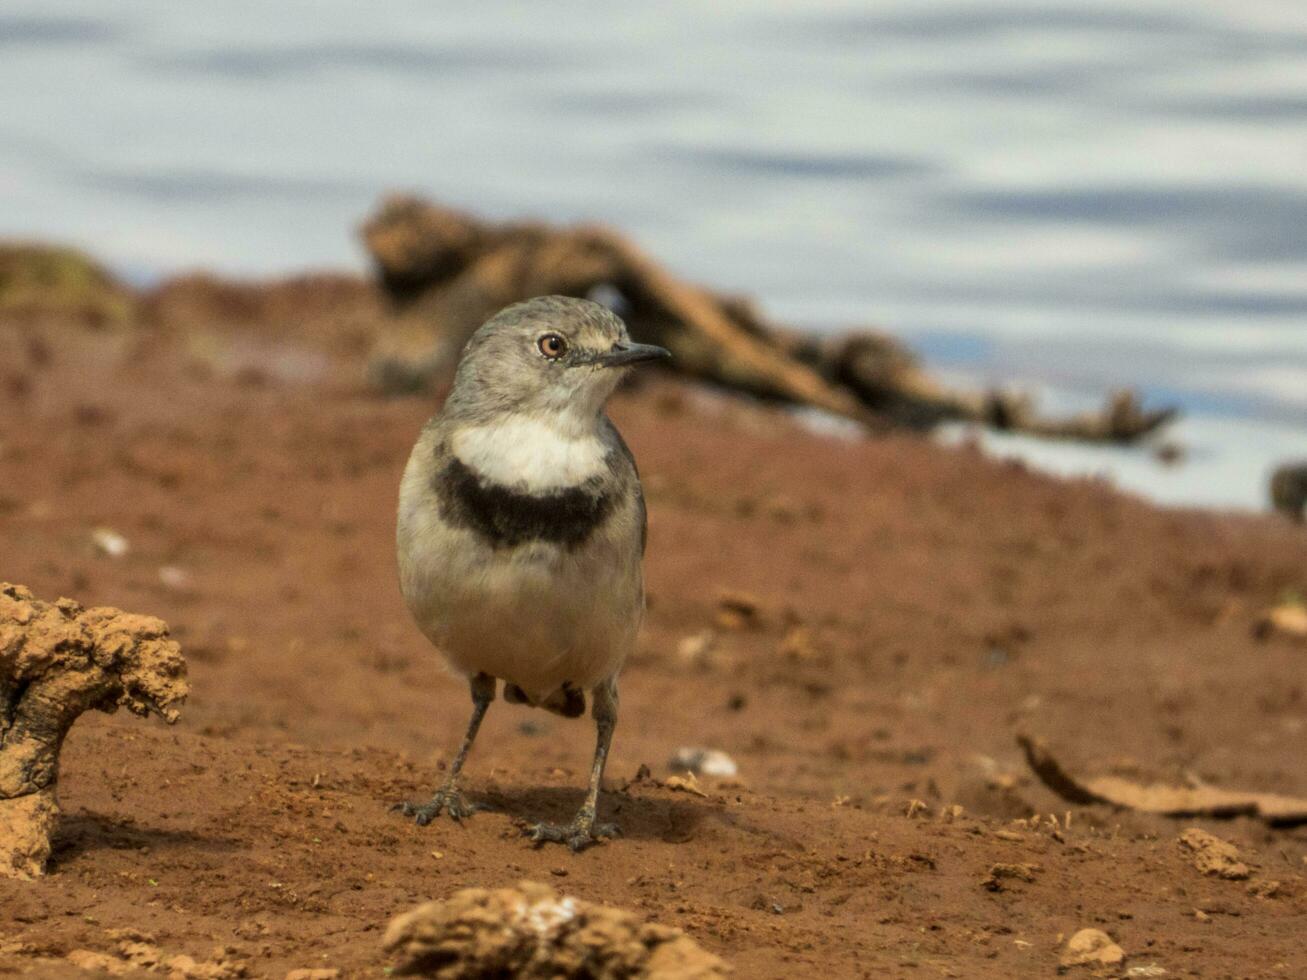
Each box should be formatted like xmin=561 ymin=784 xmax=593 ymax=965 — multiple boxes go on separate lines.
xmin=435 ymin=454 xmax=616 ymax=549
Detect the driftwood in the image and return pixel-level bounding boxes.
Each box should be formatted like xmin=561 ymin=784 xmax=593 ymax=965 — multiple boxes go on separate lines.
xmin=361 ymin=195 xmax=1176 ymax=442
xmin=0 ymin=583 xmax=188 ymax=878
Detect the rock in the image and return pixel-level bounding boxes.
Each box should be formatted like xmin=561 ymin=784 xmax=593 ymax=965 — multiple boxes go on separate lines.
xmin=777 ymin=627 xmax=821 ymax=663
xmin=382 ymin=880 xmax=730 ymax=978
xmin=676 ymin=630 xmax=718 ymax=669
xmin=158 ymin=566 xmax=195 ymax=594
xmin=286 ymin=971 xmax=340 ymax=980
xmin=1060 ymin=928 xmax=1126 ymax=969
xmin=669 ymin=747 xmax=738 ymax=779
xmin=1254 ymin=601 xmax=1307 ymax=642
xmin=1178 ymin=828 xmax=1251 ymax=880
xmin=91 ymin=527 xmax=130 ymax=558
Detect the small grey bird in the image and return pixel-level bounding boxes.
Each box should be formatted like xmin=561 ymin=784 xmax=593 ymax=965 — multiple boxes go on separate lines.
xmin=394 ymin=295 xmax=669 ymax=850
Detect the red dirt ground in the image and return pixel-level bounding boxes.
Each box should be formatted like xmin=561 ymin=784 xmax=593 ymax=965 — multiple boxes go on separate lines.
xmin=2 ymin=269 xmax=1306 ymax=978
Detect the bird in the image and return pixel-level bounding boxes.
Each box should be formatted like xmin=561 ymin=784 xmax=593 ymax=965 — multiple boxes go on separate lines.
xmin=393 ymin=295 xmax=669 ymax=850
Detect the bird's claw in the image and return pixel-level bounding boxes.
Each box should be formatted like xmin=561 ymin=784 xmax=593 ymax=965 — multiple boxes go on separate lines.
xmin=393 ymin=788 xmax=483 ymax=826
xmin=524 ymin=816 xmax=619 ymax=852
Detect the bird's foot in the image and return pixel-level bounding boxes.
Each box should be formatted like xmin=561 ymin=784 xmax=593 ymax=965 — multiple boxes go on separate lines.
xmin=393 ymin=787 xmax=483 ymax=826
xmin=523 ymin=811 xmax=619 ymax=852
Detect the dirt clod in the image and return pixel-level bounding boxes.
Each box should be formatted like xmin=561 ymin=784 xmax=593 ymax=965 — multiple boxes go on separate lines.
xmin=68 ymin=950 xmax=134 ymax=975
xmin=1059 ymin=928 xmax=1126 ymax=970
xmin=981 ymin=862 xmax=1040 ymax=891
xmin=382 ymin=880 xmax=730 ymax=978
xmin=0 ymin=582 xmax=188 ymax=878
xmin=1178 ymin=828 xmax=1251 ymax=880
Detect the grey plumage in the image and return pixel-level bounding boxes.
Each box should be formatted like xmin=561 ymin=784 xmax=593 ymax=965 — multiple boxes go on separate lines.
xmin=393 ymin=295 xmax=667 ymax=850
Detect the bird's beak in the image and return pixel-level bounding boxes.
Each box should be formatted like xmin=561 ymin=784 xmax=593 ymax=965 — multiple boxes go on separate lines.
xmin=596 ymin=342 xmax=672 ymax=368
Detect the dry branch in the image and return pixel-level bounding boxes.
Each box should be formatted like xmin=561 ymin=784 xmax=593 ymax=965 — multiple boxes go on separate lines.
xmin=1018 ymin=734 xmax=1307 ymax=827
xmin=361 ymin=195 xmax=1176 ymax=443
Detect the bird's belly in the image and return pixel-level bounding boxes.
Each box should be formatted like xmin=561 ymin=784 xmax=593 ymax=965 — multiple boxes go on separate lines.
xmin=401 ymin=532 xmax=641 ymax=700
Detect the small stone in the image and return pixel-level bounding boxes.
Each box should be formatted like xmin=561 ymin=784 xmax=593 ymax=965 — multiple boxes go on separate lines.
xmin=715 ymin=590 xmax=761 ymax=630
xmin=91 ymin=527 xmax=129 ymax=558
xmin=676 ymin=630 xmax=717 ymax=668
xmin=778 ymin=626 xmax=820 ymax=662
xmin=286 ymin=971 xmax=339 ymax=980
xmin=1254 ymin=601 xmax=1307 ymax=641
xmin=1060 ymin=928 xmax=1126 ymax=969
xmin=158 ymin=566 xmax=194 ymax=593
xmin=668 ymin=746 xmax=738 ymax=778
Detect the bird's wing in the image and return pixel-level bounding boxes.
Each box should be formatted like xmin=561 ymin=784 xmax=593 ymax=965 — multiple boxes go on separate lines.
xmin=602 ymin=416 xmax=647 ymax=556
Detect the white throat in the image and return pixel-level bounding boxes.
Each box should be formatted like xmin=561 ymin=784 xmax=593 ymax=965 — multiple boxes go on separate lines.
xmin=449 ymin=416 xmax=609 ymax=492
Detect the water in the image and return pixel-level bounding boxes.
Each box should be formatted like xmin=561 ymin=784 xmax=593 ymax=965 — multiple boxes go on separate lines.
xmin=3 ymin=1 xmax=1306 ymax=510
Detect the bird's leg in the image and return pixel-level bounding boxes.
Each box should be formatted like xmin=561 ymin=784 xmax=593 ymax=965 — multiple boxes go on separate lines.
xmin=526 ymin=678 xmax=620 ymax=851
xmin=395 ymin=673 xmax=495 ymax=825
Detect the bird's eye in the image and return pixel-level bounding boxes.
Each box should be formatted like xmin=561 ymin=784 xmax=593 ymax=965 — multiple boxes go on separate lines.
xmin=537 ymin=333 xmax=568 ymax=359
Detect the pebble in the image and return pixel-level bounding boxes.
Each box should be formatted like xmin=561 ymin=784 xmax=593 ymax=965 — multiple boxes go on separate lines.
xmin=91 ymin=527 xmax=129 ymax=558
xmin=669 ymin=746 xmax=738 ymax=778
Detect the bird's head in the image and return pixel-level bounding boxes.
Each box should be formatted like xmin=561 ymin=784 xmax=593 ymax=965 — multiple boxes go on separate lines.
xmin=445 ymin=296 xmax=670 ymax=429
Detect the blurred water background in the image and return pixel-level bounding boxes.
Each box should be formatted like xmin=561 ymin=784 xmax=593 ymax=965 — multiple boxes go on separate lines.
xmin=3 ymin=1 xmax=1306 ymax=510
